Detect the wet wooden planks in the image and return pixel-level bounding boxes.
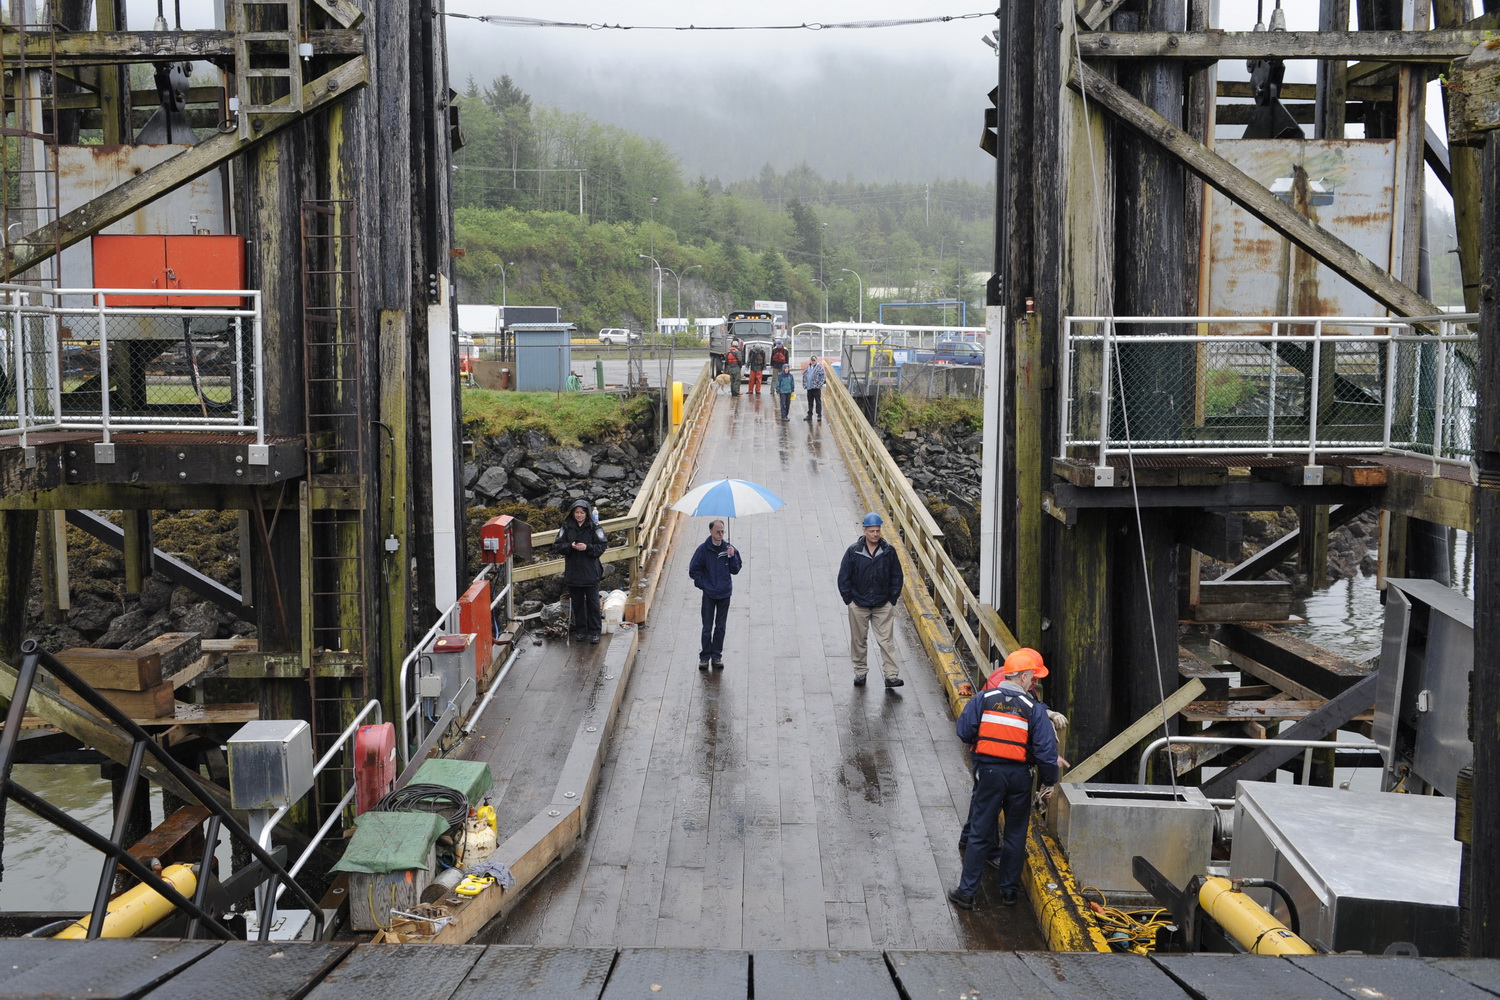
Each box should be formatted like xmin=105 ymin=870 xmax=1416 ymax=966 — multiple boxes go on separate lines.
xmin=481 ymin=391 xmax=1027 ymax=950
xmin=1 ymin=941 xmax=1500 ymax=998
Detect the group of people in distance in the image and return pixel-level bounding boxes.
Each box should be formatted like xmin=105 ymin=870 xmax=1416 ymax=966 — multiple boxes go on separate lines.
xmin=723 ymin=339 xmax=826 ymax=422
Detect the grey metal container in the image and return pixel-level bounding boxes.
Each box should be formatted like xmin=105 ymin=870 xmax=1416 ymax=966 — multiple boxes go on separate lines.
xmin=1231 ymin=782 xmax=1460 ymax=955
xmin=1053 ymin=782 xmax=1216 ymax=896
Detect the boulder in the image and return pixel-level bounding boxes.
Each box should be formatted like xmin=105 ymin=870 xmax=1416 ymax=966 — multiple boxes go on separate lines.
xmin=474 ymin=466 xmax=508 ymax=498
xmin=594 ymin=463 xmax=627 ymax=482
xmin=511 ymin=467 xmax=546 ymax=495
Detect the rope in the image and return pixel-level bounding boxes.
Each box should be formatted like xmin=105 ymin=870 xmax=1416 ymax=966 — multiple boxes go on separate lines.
xmin=1071 ymin=23 xmax=1178 ymax=798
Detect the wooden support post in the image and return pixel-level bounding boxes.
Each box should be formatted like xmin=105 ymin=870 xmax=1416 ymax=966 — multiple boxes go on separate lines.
xmin=94 ymin=0 xmax=127 ymax=144
xmin=1050 ymin=510 xmax=1112 ymax=772
xmin=0 ymin=511 xmax=40 ymax=665
xmin=1434 ymin=0 xmax=1484 ymax=314
xmin=1316 ymin=0 xmax=1352 ymax=138
xmin=1296 ymin=503 xmax=1329 ymax=594
xmin=122 ymin=509 xmax=152 ymax=596
xmin=38 ymin=509 xmax=70 ymax=625
xmin=238 ymin=511 xmax=254 ymax=610
xmin=1016 ymin=311 xmax=1043 ymax=644
xmin=1467 ymin=128 xmax=1500 ymax=959
xmin=377 ymin=308 xmax=412 ymax=714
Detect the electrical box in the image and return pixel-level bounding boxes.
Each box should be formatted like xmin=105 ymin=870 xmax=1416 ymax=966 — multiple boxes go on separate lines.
xmin=425 ymin=634 xmax=477 ymax=715
xmin=227 ymin=720 xmax=314 ymax=810
xmin=1233 ymin=782 xmax=1461 ymax=954
xmin=1052 ymin=782 xmax=1215 ymax=897
xmin=353 ymin=722 xmax=397 ymax=816
xmin=480 ymin=516 xmax=512 ymax=564
xmin=92 ymin=234 xmax=245 ymax=307
xmin=458 ymin=579 xmax=493 ymax=676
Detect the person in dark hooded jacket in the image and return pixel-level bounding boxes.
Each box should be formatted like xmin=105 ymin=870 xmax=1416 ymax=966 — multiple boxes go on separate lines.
xmin=555 ymin=500 xmax=607 ymax=642
xmin=688 ymin=519 xmax=742 ymax=669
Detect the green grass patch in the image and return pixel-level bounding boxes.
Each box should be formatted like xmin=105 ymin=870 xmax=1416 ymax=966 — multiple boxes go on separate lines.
xmin=876 ymin=393 xmax=984 ymax=436
xmin=463 ymin=389 xmax=655 ymax=444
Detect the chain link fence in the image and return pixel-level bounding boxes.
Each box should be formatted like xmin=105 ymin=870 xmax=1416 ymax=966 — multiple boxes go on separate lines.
xmin=1061 ymin=315 xmax=1478 ymax=468
xmin=0 ymin=285 xmax=263 ymax=438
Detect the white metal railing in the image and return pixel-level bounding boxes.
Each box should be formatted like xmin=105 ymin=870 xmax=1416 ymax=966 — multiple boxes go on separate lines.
xmin=1137 ymin=734 xmax=1386 ymax=785
xmin=254 ymin=697 xmax=382 ymax=936
xmin=1060 ymin=313 xmax=1478 ymax=472
xmin=0 ymin=283 xmax=265 ymax=446
xmin=397 ymin=560 xmax=511 ymax=765
xmin=790 ymin=321 xmax=986 ymax=365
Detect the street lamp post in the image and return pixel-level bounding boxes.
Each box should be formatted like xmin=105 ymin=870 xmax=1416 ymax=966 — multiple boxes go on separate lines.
xmin=813 ymin=278 xmax=829 ymax=324
xmin=841 ymin=268 xmax=864 ymax=323
xmin=638 ymin=253 xmax=661 ymax=340
xmin=499 ymin=260 xmax=515 ymax=310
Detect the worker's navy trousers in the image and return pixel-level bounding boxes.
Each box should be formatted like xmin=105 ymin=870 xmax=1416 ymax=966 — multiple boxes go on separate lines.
xmin=957 ymin=759 xmax=1033 ymax=897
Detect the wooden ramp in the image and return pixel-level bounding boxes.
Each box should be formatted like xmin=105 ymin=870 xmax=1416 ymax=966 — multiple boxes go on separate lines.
xmin=2 ymin=940 xmax=1498 ymax=999
xmin=467 ymin=391 xmax=1038 ymax=950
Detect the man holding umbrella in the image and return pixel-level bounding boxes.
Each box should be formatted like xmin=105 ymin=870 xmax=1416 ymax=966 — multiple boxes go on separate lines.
xmin=673 ymin=478 xmax=784 ymax=669
xmin=688 ymin=519 xmax=741 ymax=669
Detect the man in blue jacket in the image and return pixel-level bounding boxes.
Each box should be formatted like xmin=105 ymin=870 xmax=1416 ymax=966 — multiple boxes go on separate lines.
xmin=688 ymin=519 xmax=742 ymax=669
xmin=836 ymin=512 xmax=904 ymax=688
xmin=948 ymin=648 xmax=1059 ymax=911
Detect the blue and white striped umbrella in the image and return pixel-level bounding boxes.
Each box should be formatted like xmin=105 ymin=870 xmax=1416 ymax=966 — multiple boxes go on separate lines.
xmin=671 ymin=477 xmax=786 ymax=518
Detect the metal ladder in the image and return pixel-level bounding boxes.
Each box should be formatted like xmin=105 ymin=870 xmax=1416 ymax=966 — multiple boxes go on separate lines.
xmin=0 ymin=16 xmax=62 ymax=285
xmin=231 ymin=0 xmax=305 ymax=139
xmin=299 ymin=199 xmax=367 ymax=817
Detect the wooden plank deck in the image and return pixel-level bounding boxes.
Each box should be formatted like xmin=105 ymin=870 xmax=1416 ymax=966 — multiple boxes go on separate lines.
xmin=466 ymin=391 xmax=1039 ymax=950
xmin=0 ymin=940 xmax=1496 ymax=998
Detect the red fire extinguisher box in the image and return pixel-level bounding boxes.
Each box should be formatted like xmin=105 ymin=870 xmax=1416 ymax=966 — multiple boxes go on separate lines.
xmin=92 ymin=234 xmax=246 ymax=307
xmin=458 ymin=579 xmax=493 ymax=677
xmin=353 ymin=722 xmax=396 ymax=815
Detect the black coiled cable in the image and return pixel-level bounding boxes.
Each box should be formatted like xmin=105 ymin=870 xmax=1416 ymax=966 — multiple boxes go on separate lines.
xmin=374 ymin=784 xmax=469 ymax=831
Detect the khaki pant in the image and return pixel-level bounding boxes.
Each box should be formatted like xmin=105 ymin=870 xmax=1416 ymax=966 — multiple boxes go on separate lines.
xmin=848 ymin=602 xmax=900 ymax=678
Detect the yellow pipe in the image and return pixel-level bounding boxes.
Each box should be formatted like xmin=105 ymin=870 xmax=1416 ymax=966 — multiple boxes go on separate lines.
xmin=1197 ymin=876 xmax=1315 ymax=955
xmin=54 ymin=863 xmax=198 ymax=939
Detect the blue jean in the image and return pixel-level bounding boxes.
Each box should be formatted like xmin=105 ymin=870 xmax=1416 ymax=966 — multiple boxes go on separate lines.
xmin=957 ymin=760 xmax=1033 ymax=896
xmin=699 ymin=594 xmax=730 ymax=659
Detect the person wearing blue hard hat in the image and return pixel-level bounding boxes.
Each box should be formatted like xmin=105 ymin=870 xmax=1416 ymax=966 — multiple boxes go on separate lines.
xmin=836 ymin=511 xmax=905 ymax=689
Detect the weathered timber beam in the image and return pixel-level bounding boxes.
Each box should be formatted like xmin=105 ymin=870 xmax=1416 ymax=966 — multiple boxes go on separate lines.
xmin=308 ymin=0 xmax=363 ymax=29
xmin=1077 ymin=0 xmax=1127 ymax=31
xmin=1218 ymin=79 xmax=1392 ymax=101
xmin=64 ymin=509 xmax=250 ymax=619
xmin=1426 ymin=122 xmax=1453 ymax=191
xmin=1211 ymin=622 xmax=1372 ymax=699
xmin=1220 ymin=501 xmax=1371 ymax=580
xmin=1076 ymin=29 xmax=1481 ymax=62
xmin=1062 ymin=679 xmax=1207 ymax=784
xmin=1069 ymin=61 xmax=1441 ymax=319
xmin=5 ymin=57 xmax=369 ymax=278
xmin=1174 ymin=509 xmax=1243 ymax=561
xmin=0 ymin=660 xmax=229 ymax=807
xmin=0 ymin=29 xmax=364 ymax=65
xmin=1198 ymin=673 xmax=1378 ymax=797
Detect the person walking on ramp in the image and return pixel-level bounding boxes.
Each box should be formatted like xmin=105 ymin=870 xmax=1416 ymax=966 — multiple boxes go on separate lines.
xmin=803 ymin=357 xmax=826 ymax=420
xmin=947 ymin=648 xmax=1059 ymax=911
xmin=836 ymin=511 xmax=904 ymax=688
xmin=688 ymin=519 xmax=742 ymax=669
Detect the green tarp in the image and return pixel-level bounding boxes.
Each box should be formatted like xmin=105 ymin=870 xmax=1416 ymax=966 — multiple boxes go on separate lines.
xmin=409 ymin=758 xmax=494 ymax=805
xmin=330 ymin=811 xmax=448 ymax=874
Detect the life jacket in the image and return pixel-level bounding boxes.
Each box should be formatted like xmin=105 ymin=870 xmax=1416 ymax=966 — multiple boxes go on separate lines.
xmin=726 ymin=349 xmax=740 ymax=365
xmin=771 ymin=346 xmax=788 ymax=366
xmin=973 ymin=688 xmax=1034 ymax=763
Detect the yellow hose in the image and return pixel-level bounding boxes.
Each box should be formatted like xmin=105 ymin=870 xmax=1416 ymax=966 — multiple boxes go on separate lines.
xmin=1197 ymin=876 xmax=1315 ymax=955
xmin=54 ymin=864 xmax=198 ymax=939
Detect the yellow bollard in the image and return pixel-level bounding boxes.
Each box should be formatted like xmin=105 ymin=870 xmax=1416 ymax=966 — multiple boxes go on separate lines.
xmin=54 ymin=863 xmax=198 ymax=939
xmin=672 ymin=381 xmax=684 ymax=426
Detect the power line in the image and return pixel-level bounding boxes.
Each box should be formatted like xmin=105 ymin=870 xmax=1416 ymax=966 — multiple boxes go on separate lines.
xmin=445 ymin=11 xmax=999 ymax=31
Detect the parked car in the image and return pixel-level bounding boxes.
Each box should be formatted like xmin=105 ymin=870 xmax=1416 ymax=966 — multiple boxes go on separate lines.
xmin=598 ymin=328 xmax=639 ymax=345
xmin=914 ymin=340 xmax=985 ymax=366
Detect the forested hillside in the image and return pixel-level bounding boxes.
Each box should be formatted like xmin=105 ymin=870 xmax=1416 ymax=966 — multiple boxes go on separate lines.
xmin=451 ymin=77 xmax=1465 ymax=336
xmin=452 ymin=77 xmax=995 ymax=334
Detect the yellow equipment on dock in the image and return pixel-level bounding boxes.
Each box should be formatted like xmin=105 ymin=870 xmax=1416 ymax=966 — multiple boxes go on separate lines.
xmin=1197 ymin=876 xmax=1316 ymax=955
xmin=53 ymin=863 xmax=198 ymax=939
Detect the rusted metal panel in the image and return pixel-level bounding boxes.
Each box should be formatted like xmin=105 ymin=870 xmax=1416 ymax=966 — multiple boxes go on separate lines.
xmin=1204 ymin=139 xmax=1403 ymax=323
xmin=55 ymin=145 xmax=231 ymax=294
